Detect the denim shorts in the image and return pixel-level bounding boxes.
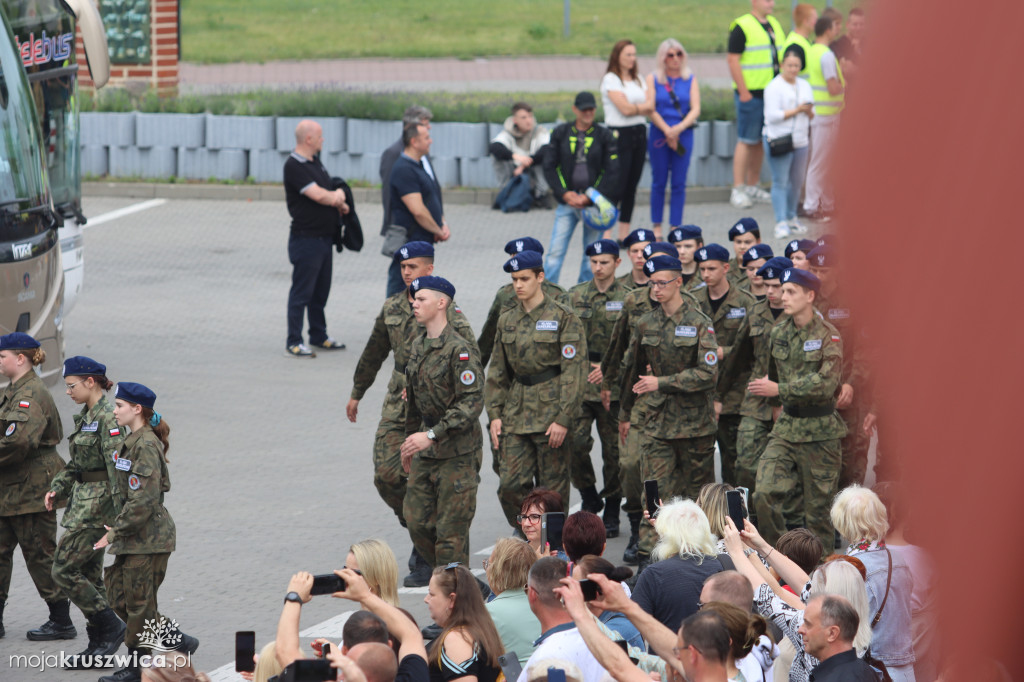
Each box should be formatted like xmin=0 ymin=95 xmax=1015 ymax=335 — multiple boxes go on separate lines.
xmin=734 ymin=92 xmax=765 ymax=144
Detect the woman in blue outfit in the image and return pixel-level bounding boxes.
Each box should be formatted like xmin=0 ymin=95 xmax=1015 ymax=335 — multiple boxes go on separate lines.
xmin=646 ymin=38 xmax=701 ymax=235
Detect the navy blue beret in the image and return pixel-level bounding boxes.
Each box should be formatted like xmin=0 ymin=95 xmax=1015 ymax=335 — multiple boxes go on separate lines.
xmin=643 ymin=242 xmax=677 ymax=259
xmin=781 ymin=268 xmax=821 ymax=292
xmin=644 ymin=257 xmax=682 ymax=275
xmin=816 ymin=233 xmax=838 ymax=248
xmin=742 ymin=243 xmax=775 ymax=265
xmin=622 ymin=229 xmax=654 ymax=248
xmin=585 ymin=239 xmax=620 ymax=257
xmin=410 ymin=275 xmax=456 ymax=299
xmin=784 ymin=239 xmax=817 ymax=258
xmin=0 ymin=333 xmax=40 ymax=351
xmin=807 ymin=244 xmax=837 ymax=268
xmin=504 ymin=237 xmax=544 ymax=255
xmin=728 ymin=217 xmax=760 ymax=240
xmin=668 ymin=225 xmax=703 ymax=243
xmin=393 ymin=241 xmax=434 ymax=263
xmin=756 ymin=257 xmax=794 ymax=281
xmin=115 ymin=382 xmax=156 ymax=409
xmin=63 ymin=356 xmax=106 ymax=378
xmin=694 ymin=243 xmax=731 ymax=263
xmin=504 ymin=251 xmax=544 ymax=272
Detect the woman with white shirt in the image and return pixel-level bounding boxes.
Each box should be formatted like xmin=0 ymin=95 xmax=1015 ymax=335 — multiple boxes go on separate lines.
xmin=763 ymin=49 xmax=815 ymax=239
xmin=601 ymin=39 xmax=654 ymax=242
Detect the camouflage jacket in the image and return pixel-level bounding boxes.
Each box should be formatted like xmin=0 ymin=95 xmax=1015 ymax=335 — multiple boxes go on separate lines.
xmin=619 ymin=303 xmax=718 ymax=439
xmin=351 ymin=291 xmax=476 ymax=423
xmin=485 ymin=294 xmax=587 ymax=433
xmin=615 ymin=270 xmax=645 ymax=291
xmin=694 ymin=282 xmax=758 ymax=412
xmin=767 ymin=315 xmax=848 ymax=443
xmin=51 ymin=395 xmax=125 ymax=529
xmin=815 ymin=287 xmax=867 ymax=396
xmin=727 ymin=256 xmax=750 ymax=289
xmin=561 ymin=278 xmax=631 ymax=403
xmin=0 ymin=371 xmax=65 ymax=516
xmin=405 ymin=325 xmax=484 ymax=459
xmin=479 ymin=280 xmax=565 ymax=368
xmin=682 ymin=270 xmax=704 ymax=294
xmin=106 ymin=426 xmax=175 ymax=555
xmin=719 ymin=300 xmax=789 ymax=421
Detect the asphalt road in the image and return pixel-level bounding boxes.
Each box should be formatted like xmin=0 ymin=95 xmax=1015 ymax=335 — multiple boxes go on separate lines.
xmin=0 ymin=193 xmax=848 ymax=680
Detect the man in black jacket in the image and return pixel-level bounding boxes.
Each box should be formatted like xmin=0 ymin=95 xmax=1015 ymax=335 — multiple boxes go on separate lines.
xmin=542 ymin=92 xmax=620 ymax=286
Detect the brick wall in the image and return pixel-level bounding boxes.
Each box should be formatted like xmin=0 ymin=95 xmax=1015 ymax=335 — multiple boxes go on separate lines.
xmin=76 ymin=0 xmax=178 ymax=95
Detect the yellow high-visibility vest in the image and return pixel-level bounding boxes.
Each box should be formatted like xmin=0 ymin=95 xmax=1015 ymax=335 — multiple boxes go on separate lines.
xmin=782 ymin=31 xmax=813 ymax=78
xmin=731 ymin=13 xmax=786 ymax=91
xmin=806 ymin=43 xmax=846 ymax=116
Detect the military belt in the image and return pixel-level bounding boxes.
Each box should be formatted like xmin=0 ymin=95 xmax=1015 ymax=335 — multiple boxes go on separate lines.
xmin=782 ymin=404 xmax=835 ymax=418
xmin=422 ymin=415 xmax=439 ymax=428
xmin=588 ymin=351 xmax=604 ymax=362
xmin=513 ymin=366 xmax=562 ymax=387
xmin=74 ymin=470 xmax=108 ymax=483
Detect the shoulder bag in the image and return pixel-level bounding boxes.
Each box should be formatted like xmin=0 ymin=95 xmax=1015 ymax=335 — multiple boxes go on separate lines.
xmin=767 ymin=83 xmax=798 ymax=157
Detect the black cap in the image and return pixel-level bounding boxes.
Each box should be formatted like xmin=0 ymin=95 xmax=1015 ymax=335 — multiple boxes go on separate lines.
xmin=574 ymin=92 xmax=597 ymax=110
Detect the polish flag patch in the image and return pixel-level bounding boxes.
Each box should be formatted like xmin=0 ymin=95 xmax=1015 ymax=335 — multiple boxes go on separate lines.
xmin=459 ymin=352 xmax=470 ymax=361
xmin=18 ymin=401 xmax=29 ymax=408
xmin=831 ymin=335 xmax=840 ymax=343
xmin=109 ymin=428 xmax=121 ymax=436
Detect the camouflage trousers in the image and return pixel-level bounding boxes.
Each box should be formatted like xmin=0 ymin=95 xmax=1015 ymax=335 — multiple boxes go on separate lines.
xmin=571 ymin=400 xmax=621 ymax=500
xmin=53 ymin=526 xmax=108 ymax=617
xmin=0 ymin=510 xmax=62 ymax=604
xmin=753 ymin=436 xmax=841 ymax=555
xmin=637 ymin=433 xmax=717 ymax=556
xmin=404 ymin=453 xmax=480 ymax=567
xmin=373 ymin=416 xmax=409 ymax=527
xmin=105 ymin=552 xmax=169 ymax=648
xmin=736 ymin=417 xmax=773 ymax=492
xmin=716 ymin=413 xmax=743 ymax=487
xmin=838 ymin=404 xmax=868 ymax=489
xmin=497 ymin=432 xmax=571 ymax=529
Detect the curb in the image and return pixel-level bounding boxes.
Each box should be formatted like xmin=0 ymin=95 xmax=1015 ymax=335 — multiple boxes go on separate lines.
xmin=83 ymin=182 xmax=732 ymax=206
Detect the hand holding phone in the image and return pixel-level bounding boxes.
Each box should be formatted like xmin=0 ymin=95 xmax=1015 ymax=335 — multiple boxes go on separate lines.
xmin=541 ymin=512 xmax=565 ymax=553
xmin=644 ymin=480 xmax=660 ymax=519
xmin=310 ymin=573 xmax=346 ymax=596
xmin=726 ymin=489 xmax=747 ymax=533
xmin=579 ymin=579 xmax=601 ymax=602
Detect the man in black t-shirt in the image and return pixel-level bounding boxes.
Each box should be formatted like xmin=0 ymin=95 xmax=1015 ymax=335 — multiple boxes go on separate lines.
xmin=283 ymin=120 xmax=349 ymax=357
xmin=830 ymin=8 xmax=865 ymax=83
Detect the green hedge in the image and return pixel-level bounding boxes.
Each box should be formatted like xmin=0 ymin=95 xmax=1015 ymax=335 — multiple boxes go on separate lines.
xmin=81 ymin=87 xmax=737 ymax=123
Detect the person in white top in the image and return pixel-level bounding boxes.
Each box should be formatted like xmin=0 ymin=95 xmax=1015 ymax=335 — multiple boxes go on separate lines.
xmin=600 ymin=40 xmax=654 ymax=242
xmin=762 ymin=49 xmax=814 ymax=239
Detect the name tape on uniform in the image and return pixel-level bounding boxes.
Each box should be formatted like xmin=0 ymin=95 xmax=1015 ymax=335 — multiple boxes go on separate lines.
xmin=726 ymin=307 xmax=747 ymax=319
xmin=536 ymin=320 xmax=558 ymax=331
xmin=82 ymin=421 xmax=99 ymax=432
xmin=675 ymin=326 xmax=697 ymax=337
xmin=605 ymin=301 xmax=624 ymax=311
xmin=803 ymin=339 xmax=822 ymax=351
xmin=115 ymin=457 xmax=132 ymax=471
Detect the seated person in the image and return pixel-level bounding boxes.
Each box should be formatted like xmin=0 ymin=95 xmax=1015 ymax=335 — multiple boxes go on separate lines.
xmin=490 ymin=102 xmax=551 ymax=205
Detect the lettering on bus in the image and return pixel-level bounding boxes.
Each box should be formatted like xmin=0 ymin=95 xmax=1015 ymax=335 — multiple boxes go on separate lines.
xmin=12 ymin=243 xmax=32 ymax=260
xmin=15 ymin=31 xmax=74 ymax=68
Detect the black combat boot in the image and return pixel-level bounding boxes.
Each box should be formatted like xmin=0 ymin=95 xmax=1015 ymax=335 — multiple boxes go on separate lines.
xmin=402 ymin=550 xmax=433 ymax=588
xmin=408 ymin=547 xmax=421 ymax=573
xmin=603 ymin=497 xmax=621 ymax=538
xmin=27 ymin=599 xmax=77 ymax=640
xmin=98 ymin=646 xmax=141 ymax=682
xmin=165 ymin=624 xmax=200 ymax=654
xmin=580 ymin=485 xmax=604 ymax=514
xmin=64 ymin=620 xmax=102 ymax=669
xmin=90 ymin=608 xmax=127 ymax=658
xmin=622 ymin=512 xmax=642 ymax=565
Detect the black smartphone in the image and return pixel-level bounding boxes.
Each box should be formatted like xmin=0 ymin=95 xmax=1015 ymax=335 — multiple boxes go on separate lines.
xmin=322 ymin=642 xmax=331 ymax=658
xmin=579 ymin=579 xmax=601 ymax=602
xmin=644 ymin=479 xmax=660 ymax=518
xmin=310 ymin=573 xmax=345 ymax=596
xmin=547 ymin=668 xmax=567 ymax=682
xmin=726 ymin=489 xmax=747 ymax=531
xmin=287 ymin=658 xmax=337 ymax=682
xmin=498 ymin=652 xmax=522 ymax=682
xmin=235 ymin=631 xmax=256 ymax=673
xmin=541 ymin=512 xmax=565 ymax=553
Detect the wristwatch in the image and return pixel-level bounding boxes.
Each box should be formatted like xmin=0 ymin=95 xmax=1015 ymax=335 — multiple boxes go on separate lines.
xmin=284 ymin=591 xmax=302 ymax=604
xmin=426 ymin=429 xmax=437 ymax=441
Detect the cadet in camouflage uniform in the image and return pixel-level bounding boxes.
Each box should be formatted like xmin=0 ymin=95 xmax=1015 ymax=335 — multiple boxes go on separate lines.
xmin=46 ymin=357 xmax=127 ymax=666
xmin=0 ymin=333 xmax=73 ymax=641
xmin=808 ymin=244 xmax=868 ymax=489
xmin=95 ymin=382 xmax=197 ymax=682
xmin=485 ymin=251 xmax=587 ymax=527
xmin=478 ymin=238 xmax=565 ymax=479
xmin=560 ymin=239 xmax=631 ymax=534
xmin=784 ymin=238 xmax=816 ymax=270
xmin=692 ymin=244 xmax=757 ymax=487
xmin=718 ymin=258 xmax=792 ymax=498
xmin=347 ymin=241 xmax=476 ymax=584
xmin=726 ymin=218 xmax=762 ymax=289
xmin=667 ymin=225 xmax=705 ymax=293
xmin=619 ymin=257 xmax=719 ymax=570
xmin=750 ymin=269 xmax=847 ymax=554
xmin=400 ymin=277 xmax=483 ymax=567
xmin=616 ymin=229 xmax=653 ymax=290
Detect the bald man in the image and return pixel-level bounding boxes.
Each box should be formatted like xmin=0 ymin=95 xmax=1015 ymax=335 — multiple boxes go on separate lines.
xmin=349 ymin=642 xmax=399 ymax=682
xmin=283 ymin=119 xmax=349 ymax=357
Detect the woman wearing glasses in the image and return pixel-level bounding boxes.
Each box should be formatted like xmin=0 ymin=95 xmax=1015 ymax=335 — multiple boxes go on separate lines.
xmin=424 ymin=564 xmax=505 ymax=682
xmin=646 ymin=39 xmax=701 ymax=237
xmin=516 ymin=487 xmax=565 ymax=559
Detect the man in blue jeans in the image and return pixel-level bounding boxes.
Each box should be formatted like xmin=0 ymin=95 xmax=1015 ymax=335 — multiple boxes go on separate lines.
xmin=542 ymin=92 xmax=620 ymax=286
xmin=283 ymin=120 xmax=349 ymax=357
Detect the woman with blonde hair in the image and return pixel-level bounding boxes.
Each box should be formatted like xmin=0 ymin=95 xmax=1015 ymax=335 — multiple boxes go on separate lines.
xmin=483 ymin=538 xmax=538 ymax=664
xmin=645 ymin=38 xmax=701 ymax=235
xmin=346 ymin=539 xmax=400 ymax=606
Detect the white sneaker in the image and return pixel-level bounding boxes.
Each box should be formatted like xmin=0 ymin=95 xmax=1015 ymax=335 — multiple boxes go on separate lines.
xmin=774 ymin=221 xmax=791 ymax=239
xmin=745 ymin=185 xmax=772 ymax=203
xmin=788 ymin=217 xmax=808 ymax=234
xmin=730 ymin=187 xmax=754 ymax=209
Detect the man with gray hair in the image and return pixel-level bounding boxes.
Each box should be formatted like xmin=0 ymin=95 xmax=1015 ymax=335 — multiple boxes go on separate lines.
xmin=797 ymin=595 xmax=877 ymax=681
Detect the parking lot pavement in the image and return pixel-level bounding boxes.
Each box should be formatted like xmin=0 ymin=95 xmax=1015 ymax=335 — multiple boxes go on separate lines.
xmin=2 ymin=194 xmax=808 ymax=679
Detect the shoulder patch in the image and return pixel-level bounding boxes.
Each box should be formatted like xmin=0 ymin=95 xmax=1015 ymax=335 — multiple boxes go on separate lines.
xmin=18 ymin=400 xmax=29 ymax=408
xmin=127 ymin=474 xmax=141 ymax=491
xmin=460 ymin=370 xmax=476 ymax=385
xmin=561 ymin=344 xmax=577 ymax=359
xmin=704 ymin=351 xmax=718 ymax=366
xmin=831 ymin=335 xmax=841 ymax=343
xmin=4 ymin=423 xmax=14 ymax=436
xmin=458 ymin=352 xmax=470 ymax=361
xmin=109 ymin=427 xmax=121 ymax=437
